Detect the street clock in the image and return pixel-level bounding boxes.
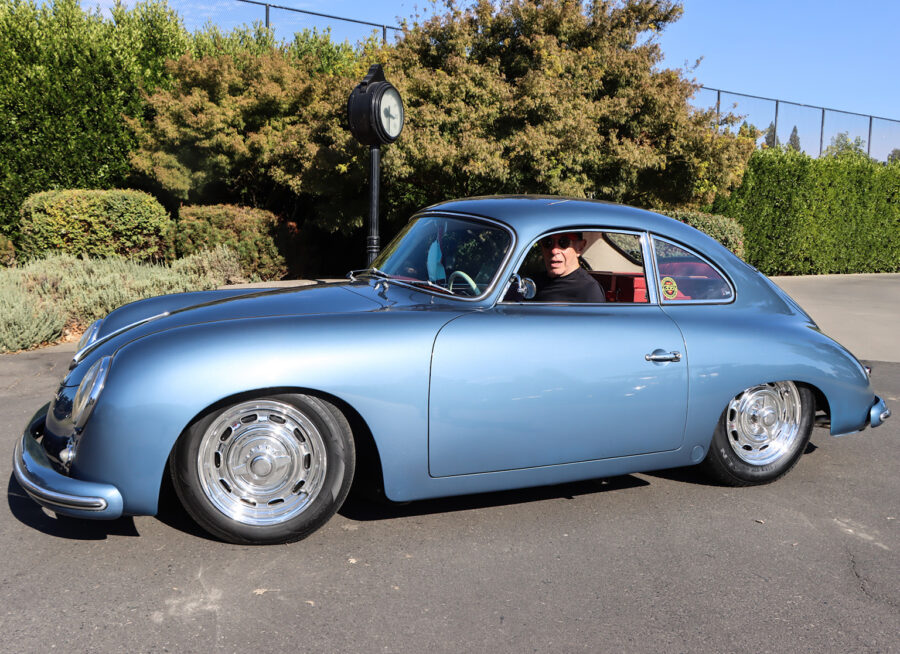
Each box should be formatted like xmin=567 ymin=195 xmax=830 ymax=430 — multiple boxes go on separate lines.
xmin=347 ymin=64 xmax=405 ymax=146
xmin=347 ymin=64 xmax=405 ymax=264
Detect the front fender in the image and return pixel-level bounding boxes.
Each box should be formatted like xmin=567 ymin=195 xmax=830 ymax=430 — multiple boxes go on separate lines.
xmin=75 ymin=310 xmax=462 ymax=515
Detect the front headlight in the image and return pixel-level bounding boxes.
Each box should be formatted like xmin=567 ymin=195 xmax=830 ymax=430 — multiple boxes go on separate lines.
xmin=72 ymin=356 xmax=111 ymax=429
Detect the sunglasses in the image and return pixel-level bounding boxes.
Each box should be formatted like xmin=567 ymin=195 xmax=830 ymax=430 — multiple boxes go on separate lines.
xmin=540 ymin=235 xmax=578 ymax=249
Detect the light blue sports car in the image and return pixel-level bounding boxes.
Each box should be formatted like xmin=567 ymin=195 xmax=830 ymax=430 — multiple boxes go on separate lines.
xmin=13 ymin=196 xmax=891 ymax=544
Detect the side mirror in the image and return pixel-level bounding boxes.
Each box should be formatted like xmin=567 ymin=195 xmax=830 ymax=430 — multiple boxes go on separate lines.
xmin=509 ymin=274 xmax=537 ymax=300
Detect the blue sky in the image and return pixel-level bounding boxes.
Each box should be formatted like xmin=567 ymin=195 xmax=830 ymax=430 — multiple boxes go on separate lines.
xmin=93 ymin=0 xmax=900 ymax=158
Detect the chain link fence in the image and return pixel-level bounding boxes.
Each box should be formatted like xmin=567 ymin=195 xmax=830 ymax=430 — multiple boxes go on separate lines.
xmin=174 ymin=0 xmax=401 ymax=45
xmin=696 ymin=87 xmax=900 ymax=162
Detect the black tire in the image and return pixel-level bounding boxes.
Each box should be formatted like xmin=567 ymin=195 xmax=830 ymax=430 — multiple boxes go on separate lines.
xmin=169 ymin=393 xmax=355 ymax=545
xmin=700 ymin=382 xmax=813 ymax=486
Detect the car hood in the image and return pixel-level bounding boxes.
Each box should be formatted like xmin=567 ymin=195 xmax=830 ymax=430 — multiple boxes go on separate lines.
xmin=66 ymin=282 xmax=388 ymax=386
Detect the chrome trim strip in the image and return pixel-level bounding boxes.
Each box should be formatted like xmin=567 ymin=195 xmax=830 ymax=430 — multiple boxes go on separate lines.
xmin=13 ymin=438 xmax=108 ymax=511
xmin=72 ymin=311 xmax=170 ymax=367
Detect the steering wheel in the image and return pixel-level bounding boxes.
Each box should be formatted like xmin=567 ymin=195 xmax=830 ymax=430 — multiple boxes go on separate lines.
xmin=447 ymin=270 xmax=479 ymax=295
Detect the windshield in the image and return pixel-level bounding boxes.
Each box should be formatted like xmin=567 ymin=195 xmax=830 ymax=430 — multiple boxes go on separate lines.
xmin=370 ymin=215 xmax=512 ymax=297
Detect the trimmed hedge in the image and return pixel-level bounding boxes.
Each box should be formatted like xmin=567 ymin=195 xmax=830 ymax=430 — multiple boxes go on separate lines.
xmin=18 ymin=189 xmax=175 ymax=261
xmin=713 ymin=149 xmax=900 ymax=275
xmin=176 ymin=205 xmax=287 ymax=280
xmin=657 ymin=209 xmax=745 ymax=259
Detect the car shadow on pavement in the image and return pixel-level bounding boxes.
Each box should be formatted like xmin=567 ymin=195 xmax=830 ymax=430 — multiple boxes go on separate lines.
xmin=339 ymin=475 xmax=649 ymax=522
xmin=153 ymin=472 xmax=220 ymax=542
xmin=7 ymin=475 xmax=140 ymax=540
xmin=644 ymin=441 xmax=819 ymax=485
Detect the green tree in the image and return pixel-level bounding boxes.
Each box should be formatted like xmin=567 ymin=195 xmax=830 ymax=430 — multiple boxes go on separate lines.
xmin=763 ymin=122 xmax=778 ymax=148
xmin=887 ymin=148 xmax=900 ymax=164
xmin=824 ymin=131 xmax=867 ymax=157
xmin=787 ymin=125 xmax=801 ymax=151
xmin=385 ymin=0 xmax=755 ymax=217
xmin=129 ymin=0 xmax=757 ymax=272
xmin=0 ymin=0 xmax=189 ymax=236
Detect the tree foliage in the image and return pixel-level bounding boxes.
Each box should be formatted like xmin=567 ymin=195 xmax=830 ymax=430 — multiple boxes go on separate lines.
xmin=787 ymin=125 xmax=801 ymax=152
xmin=129 ymin=0 xmax=755 ymax=272
xmin=823 ymin=131 xmax=867 ymax=158
xmin=385 ymin=0 xmax=755 ymax=218
xmin=0 ymin=0 xmax=189 ymax=236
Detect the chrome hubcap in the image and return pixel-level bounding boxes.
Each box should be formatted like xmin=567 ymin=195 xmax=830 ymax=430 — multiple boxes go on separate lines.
xmin=726 ymin=381 xmax=803 ymax=466
xmin=197 ymin=400 xmax=327 ymax=526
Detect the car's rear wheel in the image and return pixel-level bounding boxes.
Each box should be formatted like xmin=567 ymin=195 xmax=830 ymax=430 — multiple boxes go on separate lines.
xmin=701 ymin=381 xmax=813 ymax=486
xmin=170 ymin=394 xmax=355 ymax=545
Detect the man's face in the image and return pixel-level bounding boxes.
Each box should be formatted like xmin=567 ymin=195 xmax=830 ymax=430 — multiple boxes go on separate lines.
xmin=540 ymin=233 xmax=585 ymax=277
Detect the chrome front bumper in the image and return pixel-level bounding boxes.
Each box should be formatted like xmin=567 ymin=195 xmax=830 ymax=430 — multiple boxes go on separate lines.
xmin=12 ymin=405 xmax=123 ymax=519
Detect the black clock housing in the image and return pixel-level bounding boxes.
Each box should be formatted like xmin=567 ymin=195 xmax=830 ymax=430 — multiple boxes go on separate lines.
xmin=347 ymin=64 xmax=404 ymax=146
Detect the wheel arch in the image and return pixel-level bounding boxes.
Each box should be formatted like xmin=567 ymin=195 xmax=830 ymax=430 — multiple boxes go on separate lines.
xmin=161 ymin=386 xmax=387 ymax=506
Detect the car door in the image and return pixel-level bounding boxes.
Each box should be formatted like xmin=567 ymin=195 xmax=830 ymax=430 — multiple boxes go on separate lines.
xmin=428 ymin=303 xmax=688 ymax=477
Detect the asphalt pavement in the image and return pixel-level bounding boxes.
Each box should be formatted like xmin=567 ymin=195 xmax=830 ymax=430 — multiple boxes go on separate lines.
xmin=1 ymin=274 xmax=898 ymax=653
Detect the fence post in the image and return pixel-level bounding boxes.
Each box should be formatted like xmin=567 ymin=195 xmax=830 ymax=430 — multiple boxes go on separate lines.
xmin=265 ymin=4 xmax=269 ymax=29
xmin=819 ymin=108 xmax=825 ymax=157
xmin=382 ymin=25 xmax=387 ymax=44
xmin=773 ymin=100 xmax=779 ymax=146
xmin=716 ymin=89 xmax=720 ymax=129
xmin=867 ymin=116 xmax=873 ymax=157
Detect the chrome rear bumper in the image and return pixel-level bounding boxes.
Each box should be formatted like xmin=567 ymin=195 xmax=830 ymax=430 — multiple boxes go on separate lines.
xmin=870 ymin=395 xmax=891 ymax=428
xmin=12 ymin=405 xmax=123 ymax=519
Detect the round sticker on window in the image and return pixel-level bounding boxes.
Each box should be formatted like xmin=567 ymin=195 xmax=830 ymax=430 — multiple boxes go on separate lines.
xmin=661 ymin=276 xmax=678 ymax=300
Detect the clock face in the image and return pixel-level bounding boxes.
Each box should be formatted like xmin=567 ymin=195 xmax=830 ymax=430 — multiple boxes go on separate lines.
xmin=379 ymin=87 xmax=404 ymax=140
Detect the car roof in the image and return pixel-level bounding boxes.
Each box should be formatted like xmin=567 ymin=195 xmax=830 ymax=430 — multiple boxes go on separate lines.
xmin=421 ymin=195 xmax=702 ymax=246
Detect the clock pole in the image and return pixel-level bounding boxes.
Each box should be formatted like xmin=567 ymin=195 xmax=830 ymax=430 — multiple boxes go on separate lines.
xmin=347 ymin=64 xmax=404 ymax=267
xmin=367 ymin=145 xmax=381 ymax=265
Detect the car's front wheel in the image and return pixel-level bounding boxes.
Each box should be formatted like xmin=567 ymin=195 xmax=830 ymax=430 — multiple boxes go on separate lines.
xmin=701 ymin=381 xmax=813 ymax=486
xmin=170 ymin=394 xmax=355 ymax=545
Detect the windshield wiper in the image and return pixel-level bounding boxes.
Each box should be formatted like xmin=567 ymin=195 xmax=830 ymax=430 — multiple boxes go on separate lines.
xmin=347 ymin=267 xmax=392 ymax=282
xmin=406 ymin=279 xmax=455 ymax=295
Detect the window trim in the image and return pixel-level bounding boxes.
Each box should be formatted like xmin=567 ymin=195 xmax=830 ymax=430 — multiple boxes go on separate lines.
xmin=649 ymin=235 xmax=736 ymax=305
xmin=379 ymin=211 xmax=517 ymax=303
xmin=499 ymin=228 xmax=656 ymax=306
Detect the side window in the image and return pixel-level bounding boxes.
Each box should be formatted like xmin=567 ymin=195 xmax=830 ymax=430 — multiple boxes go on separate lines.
xmin=506 ymin=230 xmax=650 ymax=303
xmin=653 ymin=238 xmax=733 ymax=303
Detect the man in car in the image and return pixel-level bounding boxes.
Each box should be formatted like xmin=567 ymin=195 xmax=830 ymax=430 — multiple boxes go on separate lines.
xmin=533 ymin=232 xmax=606 ymax=302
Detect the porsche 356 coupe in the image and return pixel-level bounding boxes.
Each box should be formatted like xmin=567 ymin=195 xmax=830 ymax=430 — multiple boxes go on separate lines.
xmin=14 ymin=196 xmax=891 ymax=544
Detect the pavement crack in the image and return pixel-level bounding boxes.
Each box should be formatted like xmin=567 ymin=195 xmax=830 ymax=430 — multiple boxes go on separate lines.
xmin=847 ymin=548 xmax=899 ymax=611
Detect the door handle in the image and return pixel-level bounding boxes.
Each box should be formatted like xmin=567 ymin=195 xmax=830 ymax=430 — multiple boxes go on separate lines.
xmin=645 ymin=350 xmax=682 ymax=363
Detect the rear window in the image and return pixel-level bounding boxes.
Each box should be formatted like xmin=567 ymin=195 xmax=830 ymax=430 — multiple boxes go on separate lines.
xmin=653 ymin=238 xmax=733 ymax=303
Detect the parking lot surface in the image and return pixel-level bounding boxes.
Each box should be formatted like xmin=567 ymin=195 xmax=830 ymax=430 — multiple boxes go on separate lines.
xmin=2 ymin=276 xmax=898 ymax=653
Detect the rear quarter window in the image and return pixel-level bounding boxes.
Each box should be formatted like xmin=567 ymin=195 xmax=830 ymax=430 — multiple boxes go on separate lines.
xmin=653 ymin=237 xmax=734 ymax=303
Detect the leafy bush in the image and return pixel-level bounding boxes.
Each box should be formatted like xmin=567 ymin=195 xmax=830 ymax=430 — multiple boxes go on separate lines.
xmin=0 ymin=0 xmax=189 ymax=237
xmin=657 ymin=209 xmax=745 ymax=258
xmin=0 ymin=234 xmax=14 ymax=266
xmin=176 ymin=205 xmax=287 ymax=280
xmin=0 ymin=247 xmax=244 ymax=352
xmin=18 ymin=189 xmax=175 ymax=261
xmin=713 ymin=149 xmax=900 ymax=275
